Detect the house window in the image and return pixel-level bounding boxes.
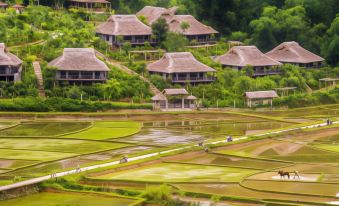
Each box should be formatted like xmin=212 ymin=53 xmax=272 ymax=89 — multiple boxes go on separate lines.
xmin=106 ymin=35 xmax=109 ymax=41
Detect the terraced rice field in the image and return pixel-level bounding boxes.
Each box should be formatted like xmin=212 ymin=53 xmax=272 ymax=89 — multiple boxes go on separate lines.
xmin=0 ymin=191 xmax=138 ymax=206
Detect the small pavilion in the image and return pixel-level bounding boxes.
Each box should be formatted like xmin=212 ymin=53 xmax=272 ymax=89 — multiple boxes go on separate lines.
xmin=12 ymin=4 xmax=25 ymax=14
xmin=319 ymin=78 xmax=339 ymax=88
xmin=68 ymin=0 xmax=111 ymax=12
xmin=0 ymin=1 xmax=8 ymax=9
xmin=244 ymin=90 xmax=279 ymax=108
xmin=274 ymin=87 xmax=297 ymax=97
xmin=151 ymin=88 xmax=197 ymax=110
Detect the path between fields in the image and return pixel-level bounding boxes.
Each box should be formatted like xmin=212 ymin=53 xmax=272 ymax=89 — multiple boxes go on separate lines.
xmin=0 ymin=121 xmax=338 ymax=192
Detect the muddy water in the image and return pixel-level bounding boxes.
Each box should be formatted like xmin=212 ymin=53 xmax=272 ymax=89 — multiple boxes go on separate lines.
xmin=117 ymin=121 xmax=292 ymax=146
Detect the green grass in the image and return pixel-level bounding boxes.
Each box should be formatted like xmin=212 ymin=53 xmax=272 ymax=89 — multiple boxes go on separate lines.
xmin=62 ymin=121 xmax=141 ymax=140
xmin=0 ymin=121 xmax=16 ymax=129
xmin=311 ymin=143 xmax=339 ymax=153
xmin=0 ymin=122 xmax=91 ymax=137
xmin=0 ymin=149 xmax=78 ymax=161
xmin=0 ymin=138 xmax=130 ymax=154
xmin=92 ymin=163 xmax=259 ymax=183
xmin=0 ymin=192 xmax=137 ymax=206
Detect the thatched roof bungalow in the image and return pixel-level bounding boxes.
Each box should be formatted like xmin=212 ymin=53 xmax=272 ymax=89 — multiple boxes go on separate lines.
xmin=151 ymin=88 xmax=197 ymax=110
xmin=215 ymin=46 xmax=282 ymax=77
xmin=0 ymin=43 xmax=22 ymax=82
xmin=96 ymin=15 xmax=155 ymax=47
xmin=244 ymin=90 xmax=279 ymax=108
xmin=266 ymin=41 xmax=324 ymax=68
xmin=0 ymin=1 xmax=8 ymax=9
xmin=137 ymin=6 xmax=219 ymax=44
xmin=147 ymin=52 xmax=216 ymax=84
xmin=49 ymin=48 xmax=110 ymax=85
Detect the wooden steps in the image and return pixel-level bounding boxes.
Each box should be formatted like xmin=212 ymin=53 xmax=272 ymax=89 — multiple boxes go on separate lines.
xmin=32 ymin=61 xmax=46 ymax=98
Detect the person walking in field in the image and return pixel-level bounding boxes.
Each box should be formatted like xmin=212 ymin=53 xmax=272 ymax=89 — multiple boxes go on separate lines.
xmin=293 ymin=170 xmax=300 ymax=180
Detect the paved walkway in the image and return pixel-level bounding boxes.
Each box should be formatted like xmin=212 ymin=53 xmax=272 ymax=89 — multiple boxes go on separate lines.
xmin=0 ymin=121 xmax=337 ymax=192
xmin=32 ymin=61 xmax=46 ymax=98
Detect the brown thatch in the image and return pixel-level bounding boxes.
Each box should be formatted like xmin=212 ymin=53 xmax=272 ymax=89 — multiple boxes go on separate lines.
xmin=147 ymin=52 xmax=216 ymax=73
xmin=151 ymin=93 xmax=167 ymax=101
xmin=12 ymin=4 xmax=25 ymax=9
xmin=0 ymin=43 xmax=22 ymax=66
xmin=166 ymin=15 xmax=218 ymax=35
xmin=137 ymin=6 xmax=218 ymax=35
xmin=0 ymin=1 xmax=8 ymax=7
xmin=48 ymin=48 xmax=110 ymax=71
xmin=186 ymin=95 xmax=197 ymax=100
xmin=215 ymin=46 xmax=282 ymax=67
xmin=164 ymin=88 xmax=189 ymax=95
xmin=96 ymin=15 xmax=152 ymax=36
xmin=69 ymin=0 xmax=109 ymax=3
xmin=266 ymin=41 xmax=324 ymax=64
xmin=245 ymin=91 xmax=278 ymax=99
xmin=137 ymin=6 xmax=177 ymax=25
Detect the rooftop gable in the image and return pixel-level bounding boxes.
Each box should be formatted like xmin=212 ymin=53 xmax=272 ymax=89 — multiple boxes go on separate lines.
xmin=215 ymin=46 xmax=282 ymax=67
xmin=0 ymin=43 xmax=23 ymax=66
xmin=96 ymin=15 xmax=152 ymax=36
xmin=147 ymin=52 xmax=216 ymax=74
xmin=48 ymin=48 xmax=110 ymax=71
xmin=245 ymin=90 xmax=279 ymax=99
xmin=266 ymin=41 xmax=324 ymax=64
xmin=137 ymin=6 xmax=177 ymax=25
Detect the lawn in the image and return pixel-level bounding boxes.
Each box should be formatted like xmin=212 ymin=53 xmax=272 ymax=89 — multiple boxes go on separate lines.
xmin=92 ymin=163 xmax=258 ymax=183
xmin=62 ymin=121 xmax=141 ymax=140
xmin=0 ymin=192 xmax=137 ymax=206
xmin=0 ymin=138 xmax=130 ymax=154
xmin=0 ymin=122 xmax=91 ymax=137
xmin=0 ymin=149 xmax=78 ymax=161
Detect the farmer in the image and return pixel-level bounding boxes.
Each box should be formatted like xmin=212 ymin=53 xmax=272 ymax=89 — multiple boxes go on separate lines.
xmin=227 ymin=135 xmax=233 ymax=142
xmin=293 ymin=170 xmax=300 ymax=180
xmin=204 ymin=146 xmax=209 ymax=153
xmin=198 ymin=141 xmax=204 ymax=147
xmin=120 ymin=155 xmax=128 ymax=164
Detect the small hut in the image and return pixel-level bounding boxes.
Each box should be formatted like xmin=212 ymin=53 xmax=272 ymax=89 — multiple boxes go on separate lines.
xmin=49 ymin=48 xmax=110 ymax=85
xmin=0 ymin=1 xmax=8 ymax=9
xmin=12 ymin=4 xmax=25 ymax=14
xmin=137 ymin=6 xmax=219 ymax=44
xmin=266 ymin=41 xmax=324 ymax=68
xmin=147 ymin=52 xmax=216 ymax=84
xmin=214 ymin=46 xmax=282 ymax=77
xmin=96 ymin=15 xmax=155 ymax=47
xmin=244 ymin=91 xmax=279 ymax=108
xmin=0 ymin=43 xmax=22 ymax=82
xmin=68 ymin=0 xmax=111 ymax=12
xmin=151 ymin=88 xmax=197 ymax=110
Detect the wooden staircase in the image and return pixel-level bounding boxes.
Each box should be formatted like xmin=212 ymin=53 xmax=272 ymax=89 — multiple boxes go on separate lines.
xmin=32 ymin=61 xmax=46 ymax=98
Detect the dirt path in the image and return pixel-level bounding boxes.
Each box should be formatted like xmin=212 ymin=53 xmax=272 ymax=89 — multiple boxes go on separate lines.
xmin=7 ymin=39 xmax=46 ymax=50
xmin=95 ymin=50 xmax=160 ymax=95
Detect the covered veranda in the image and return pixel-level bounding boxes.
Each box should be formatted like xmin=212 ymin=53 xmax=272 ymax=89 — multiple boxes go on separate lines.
xmin=69 ymin=0 xmax=111 ymax=12
xmin=319 ymin=78 xmax=339 ymax=88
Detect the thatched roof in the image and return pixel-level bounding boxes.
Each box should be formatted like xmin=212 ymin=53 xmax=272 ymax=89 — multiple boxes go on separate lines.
xmin=147 ymin=52 xmax=216 ymax=74
xmin=0 ymin=1 xmax=7 ymax=7
xmin=266 ymin=41 xmax=324 ymax=64
xmin=0 ymin=43 xmax=22 ymax=66
xmin=49 ymin=48 xmax=110 ymax=71
xmin=167 ymin=15 xmax=218 ymax=35
xmin=164 ymin=88 xmax=189 ymax=95
xmin=96 ymin=15 xmax=152 ymax=36
xmin=215 ymin=46 xmax=282 ymax=67
xmin=186 ymin=95 xmax=197 ymax=100
xmin=151 ymin=93 xmax=167 ymax=101
xmin=12 ymin=4 xmax=25 ymax=9
xmin=137 ymin=6 xmax=218 ymax=35
xmin=69 ymin=0 xmax=109 ymax=3
xmin=245 ymin=91 xmax=279 ymax=99
xmin=137 ymin=6 xmax=177 ymax=25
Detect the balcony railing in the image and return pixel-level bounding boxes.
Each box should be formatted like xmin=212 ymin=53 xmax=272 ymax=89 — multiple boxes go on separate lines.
xmin=172 ymin=77 xmax=216 ymax=83
xmin=115 ymin=39 xmax=158 ymax=45
xmin=58 ymin=75 xmax=105 ymax=80
xmin=253 ymin=70 xmax=282 ymax=76
xmin=0 ymin=70 xmax=16 ymax=75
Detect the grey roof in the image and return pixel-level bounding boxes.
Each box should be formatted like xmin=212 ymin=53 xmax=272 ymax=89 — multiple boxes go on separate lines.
xmin=48 ymin=48 xmax=110 ymax=71
xmin=147 ymin=52 xmax=216 ymax=74
xmin=245 ymin=91 xmax=279 ymax=99
xmin=0 ymin=43 xmax=22 ymax=66
xmin=96 ymin=15 xmax=152 ymax=36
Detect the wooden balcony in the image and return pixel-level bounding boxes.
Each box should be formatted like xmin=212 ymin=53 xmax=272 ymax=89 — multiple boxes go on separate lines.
xmin=171 ymin=76 xmax=216 ymax=83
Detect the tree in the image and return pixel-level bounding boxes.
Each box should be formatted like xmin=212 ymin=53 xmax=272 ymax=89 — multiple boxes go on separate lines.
xmin=151 ymin=18 xmax=169 ymax=43
xmin=102 ymin=79 xmax=122 ymax=101
xmin=180 ymin=21 xmax=190 ymax=33
xmin=163 ymin=32 xmax=188 ymax=52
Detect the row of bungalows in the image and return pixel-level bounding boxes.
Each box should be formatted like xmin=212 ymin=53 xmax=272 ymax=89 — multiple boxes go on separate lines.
xmin=96 ymin=6 xmax=219 ymax=47
xmin=215 ymin=42 xmax=324 ymax=76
